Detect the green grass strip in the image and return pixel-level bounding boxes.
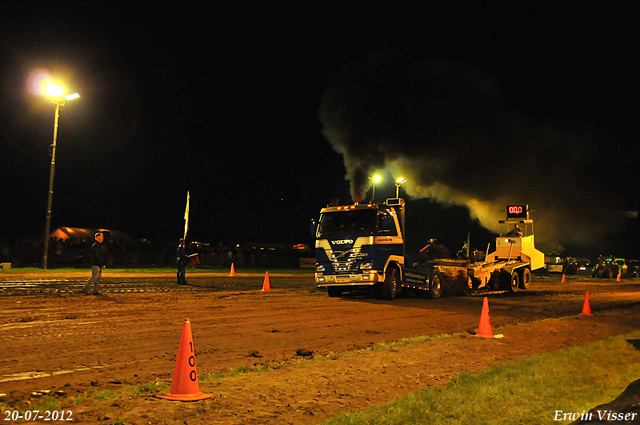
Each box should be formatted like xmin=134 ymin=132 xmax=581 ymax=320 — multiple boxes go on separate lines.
xmin=320 ymin=330 xmax=640 ymax=425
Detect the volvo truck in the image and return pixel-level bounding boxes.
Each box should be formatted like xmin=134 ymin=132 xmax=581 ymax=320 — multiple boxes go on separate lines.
xmin=314 ymin=200 xmax=545 ymax=299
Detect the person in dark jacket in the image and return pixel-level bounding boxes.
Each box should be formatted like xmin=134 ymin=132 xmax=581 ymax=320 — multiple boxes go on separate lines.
xmin=82 ymin=232 xmax=107 ymax=295
xmin=177 ymin=238 xmax=187 ymax=285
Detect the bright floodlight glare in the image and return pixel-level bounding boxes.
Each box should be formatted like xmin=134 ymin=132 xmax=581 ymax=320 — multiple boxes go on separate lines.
xmin=28 ymin=69 xmax=52 ymax=96
xmin=372 ymin=175 xmax=381 ymax=182
xmin=45 ymin=83 xmax=64 ymax=98
xmin=65 ymin=93 xmax=80 ymax=101
xmin=395 ymin=177 xmax=407 ymax=184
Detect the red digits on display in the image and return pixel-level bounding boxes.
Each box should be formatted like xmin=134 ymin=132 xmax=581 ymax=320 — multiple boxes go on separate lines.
xmin=509 ymin=206 xmax=523 ymax=214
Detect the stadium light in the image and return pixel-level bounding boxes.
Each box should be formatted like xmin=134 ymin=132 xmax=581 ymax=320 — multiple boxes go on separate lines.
xmin=395 ymin=177 xmax=407 ymax=197
xmin=45 ymin=83 xmax=64 ymax=98
xmin=42 ymin=82 xmax=80 ymax=269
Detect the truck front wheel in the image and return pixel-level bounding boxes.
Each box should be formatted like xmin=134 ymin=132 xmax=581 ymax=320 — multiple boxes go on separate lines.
xmin=428 ymin=271 xmax=442 ymax=299
xmin=381 ymin=266 xmax=399 ymax=300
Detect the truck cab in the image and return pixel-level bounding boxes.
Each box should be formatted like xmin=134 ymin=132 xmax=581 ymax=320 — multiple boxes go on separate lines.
xmin=315 ymin=199 xmax=405 ymax=297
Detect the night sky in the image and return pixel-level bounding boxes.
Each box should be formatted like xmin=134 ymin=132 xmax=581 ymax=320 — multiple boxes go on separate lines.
xmin=1 ymin=2 xmax=638 ymax=257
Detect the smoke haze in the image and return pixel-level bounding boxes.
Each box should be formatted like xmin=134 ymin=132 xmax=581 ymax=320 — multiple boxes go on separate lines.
xmin=319 ymin=47 xmax=624 ymax=246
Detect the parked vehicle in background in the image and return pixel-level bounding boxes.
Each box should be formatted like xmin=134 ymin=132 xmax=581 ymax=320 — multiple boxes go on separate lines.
xmin=628 ymin=260 xmax=639 ymax=278
xmin=545 ymin=256 xmax=565 ymax=273
xmin=591 ymin=255 xmax=628 ymax=278
xmin=565 ymin=257 xmax=592 ymax=275
xmin=545 ymin=257 xmax=592 ymax=275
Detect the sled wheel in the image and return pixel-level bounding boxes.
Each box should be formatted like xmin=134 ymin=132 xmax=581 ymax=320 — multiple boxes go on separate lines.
xmin=508 ymin=271 xmax=519 ymax=293
xmin=518 ymin=268 xmax=531 ymax=290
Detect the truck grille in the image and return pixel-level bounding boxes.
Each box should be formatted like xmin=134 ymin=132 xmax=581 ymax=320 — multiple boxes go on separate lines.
xmin=330 ymin=247 xmax=361 ymax=273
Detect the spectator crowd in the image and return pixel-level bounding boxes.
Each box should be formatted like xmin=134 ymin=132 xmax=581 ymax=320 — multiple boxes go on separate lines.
xmin=0 ymin=235 xmax=309 ymax=269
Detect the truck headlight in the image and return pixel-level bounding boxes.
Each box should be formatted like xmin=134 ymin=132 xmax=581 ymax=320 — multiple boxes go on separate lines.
xmin=360 ymin=262 xmax=373 ymax=270
xmin=316 ymin=264 xmax=325 ymax=272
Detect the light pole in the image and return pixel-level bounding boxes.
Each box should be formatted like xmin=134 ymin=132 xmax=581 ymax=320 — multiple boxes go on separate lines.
xmin=42 ymin=84 xmax=79 ymax=269
xmin=368 ymin=175 xmax=381 ymax=201
xmin=395 ymin=177 xmax=407 ymax=198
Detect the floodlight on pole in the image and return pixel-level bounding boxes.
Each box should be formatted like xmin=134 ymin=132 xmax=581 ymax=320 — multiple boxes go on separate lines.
xmin=368 ymin=175 xmax=382 ymax=201
xmin=395 ymin=177 xmax=407 ymax=198
xmin=42 ymin=82 xmax=80 ymax=269
xmin=45 ymin=83 xmax=64 ymax=98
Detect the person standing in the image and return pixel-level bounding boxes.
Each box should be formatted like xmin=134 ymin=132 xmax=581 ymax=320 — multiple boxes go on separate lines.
xmin=177 ymin=238 xmax=187 ymax=285
xmin=82 ymin=232 xmax=107 ymax=295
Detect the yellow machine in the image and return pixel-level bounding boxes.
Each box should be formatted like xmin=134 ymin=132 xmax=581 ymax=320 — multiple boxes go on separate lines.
xmin=469 ymin=204 xmax=545 ymax=291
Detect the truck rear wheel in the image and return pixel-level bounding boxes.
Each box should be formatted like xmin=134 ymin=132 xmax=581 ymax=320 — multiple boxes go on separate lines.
xmin=508 ymin=271 xmax=519 ymax=293
xmin=381 ymin=266 xmax=399 ymax=300
xmin=428 ymin=271 xmax=442 ymax=299
xmin=518 ymin=268 xmax=531 ymax=290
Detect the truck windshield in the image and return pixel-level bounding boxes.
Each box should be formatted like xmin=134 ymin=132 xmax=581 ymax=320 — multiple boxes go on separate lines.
xmin=317 ymin=210 xmax=377 ymax=237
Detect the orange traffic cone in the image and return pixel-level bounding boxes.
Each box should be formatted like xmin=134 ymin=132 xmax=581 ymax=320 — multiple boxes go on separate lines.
xmin=474 ymin=297 xmax=503 ymax=339
xmin=157 ymin=318 xmax=212 ymax=401
xmin=261 ymin=271 xmax=270 ymax=292
xmin=229 ymin=263 xmax=236 ymax=277
xmin=617 ymin=271 xmax=621 ymax=282
xmin=561 ymin=273 xmax=566 ymax=283
xmin=579 ymin=291 xmax=593 ymax=316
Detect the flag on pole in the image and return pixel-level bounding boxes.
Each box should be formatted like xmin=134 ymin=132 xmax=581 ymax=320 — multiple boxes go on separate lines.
xmin=184 ymin=191 xmax=190 ymax=239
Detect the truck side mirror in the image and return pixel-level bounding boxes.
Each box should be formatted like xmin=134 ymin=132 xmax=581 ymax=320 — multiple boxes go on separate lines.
xmin=310 ymin=218 xmax=318 ymax=238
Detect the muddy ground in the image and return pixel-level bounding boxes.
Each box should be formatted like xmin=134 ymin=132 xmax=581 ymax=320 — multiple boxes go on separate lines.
xmin=0 ymin=271 xmax=639 ymax=424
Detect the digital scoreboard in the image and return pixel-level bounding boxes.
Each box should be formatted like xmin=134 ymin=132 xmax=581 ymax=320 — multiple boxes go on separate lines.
xmin=506 ymin=205 xmax=528 ymax=219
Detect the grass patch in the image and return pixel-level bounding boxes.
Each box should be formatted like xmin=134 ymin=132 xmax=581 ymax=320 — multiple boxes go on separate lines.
xmin=372 ymin=333 xmax=461 ymax=350
xmin=91 ymin=389 xmax=120 ymax=401
xmin=202 ymin=364 xmax=252 ymax=381
xmin=72 ymin=392 xmax=88 ymax=405
xmin=124 ymin=382 xmax=168 ymax=395
xmin=320 ymin=330 xmax=640 ymax=425
xmin=200 ymin=360 xmax=303 ymax=382
xmin=0 ymin=267 xmax=50 ymax=274
xmin=228 ymin=364 xmax=251 ymax=376
xmin=22 ymin=395 xmax=62 ymax=412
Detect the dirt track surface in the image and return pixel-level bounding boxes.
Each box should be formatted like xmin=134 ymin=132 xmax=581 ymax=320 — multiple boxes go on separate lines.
xmin=1 ymin=271 xmax=639 ymax=424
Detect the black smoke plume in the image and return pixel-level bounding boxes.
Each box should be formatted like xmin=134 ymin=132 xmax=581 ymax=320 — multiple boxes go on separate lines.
xmin=319 ymin=46 xmax=623 ymax=246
